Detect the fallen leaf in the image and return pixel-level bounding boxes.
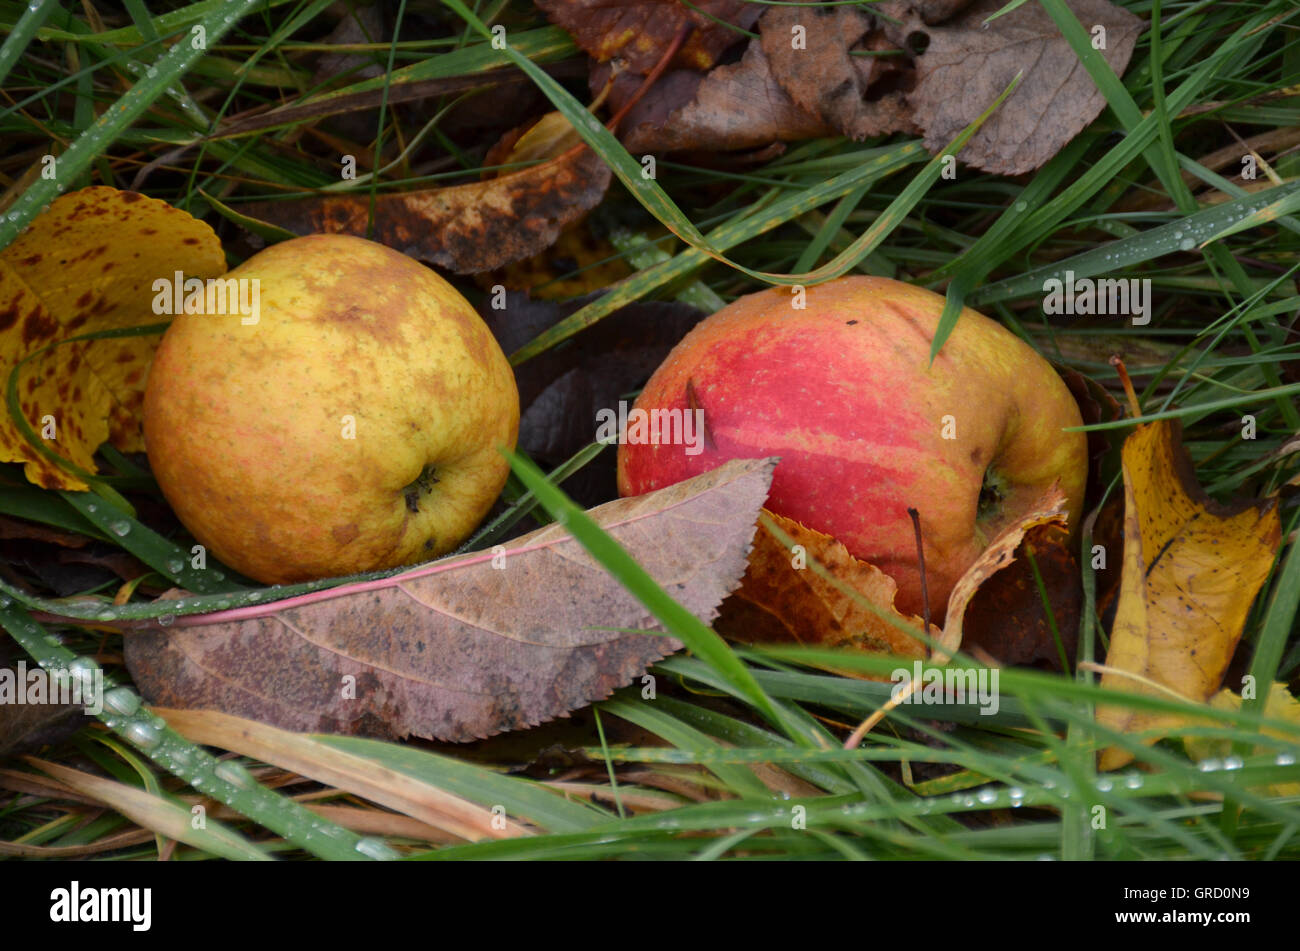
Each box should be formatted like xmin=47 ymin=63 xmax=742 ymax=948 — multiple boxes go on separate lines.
xmin=124 ymin=459 xmax=775 ymax=742
xmin=1097 ymin=419 xmax=1281 ymax=770
xmin=760 ymin=4 xmax=915 ymax=140
xmin=715 ymin=509 xmax=933 ymax=677
xmin=242 ymin=146 xmax=611 ymax=274
xmin=937 ymin=483 xmax=1070 ymax=664
xmin=717 ymin=487 xmax=1069 ymax=674
xmin=959 ymin=519 xmax=1080 ymax=671
xmin=0 ymin=187 xmax=225 ymax=489
xmin=892 ymin=0 xmax=1143 ymax=175
xmin=1185 ymin=683 xmax=1300 ymax=797
xmin=620 ymin=42 xmax=837 ymax=154
xmin=537 ymin=0 xmax=760 ymax=75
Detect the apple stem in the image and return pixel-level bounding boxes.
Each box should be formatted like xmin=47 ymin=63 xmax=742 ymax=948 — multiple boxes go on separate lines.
xmin=907 ymin=506 xmax=931 ymax=634
xmin=1109 ymin=354 xmax=1143 ymax=419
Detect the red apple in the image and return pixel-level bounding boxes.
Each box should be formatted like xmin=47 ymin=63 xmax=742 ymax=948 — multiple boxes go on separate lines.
xmin=616 ymin=276 xmax=1087 ymax=621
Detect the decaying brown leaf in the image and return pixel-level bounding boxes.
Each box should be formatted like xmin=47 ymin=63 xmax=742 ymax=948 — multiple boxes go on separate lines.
xmin=0 ymin=187 xmax=225 ymax=489
xmin=243 ymin=146 xmax=611 ymax=274
xmin=716 ymin=509 xmax=932 ymax=677
xmin=760 ymin=5 xmax=914 ymax=141
xmin=893 ymin=0 xmax=1143 ymax=175
xmin=960 ymin=520 xmax=1080 ymax=671
xmin=1097 ymin=419 xmax=1281 ymax=770
xmin=718 ymin=487 xmax=1069 ymax=675
xmin=537 ymin=0 xmax=760 ymax=74
xmin=594 ymin=0 xmax=1140 ymax=172
xmin=124 ymin=459 xmax=775 ymax=742
xmin=938 ymin=484 xmax=1070 ymax=664
xmin=621 ymin=43 xmax=836 ymax=154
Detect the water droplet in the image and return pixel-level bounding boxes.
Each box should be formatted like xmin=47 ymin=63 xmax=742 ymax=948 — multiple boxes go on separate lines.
xmin=1275 ymin=753 xmax=1295 ymax=766
xmin=108 ymin=520 xmax=131 ymax=537
xmin=86 ymin=503 xmax=98 ymax=514
xmin=247 ymin=592 xmax=262 ymax=602
xmin=1179 ymin=237 xmax=1194 ymax=251
xmin=977 ymin=788 xmax=998 ymax=804
xmin=157 ymin=614 xmax=175 ymax=627
xmin=1014 ymin=200 xmax=1027 ymax=212
xmin=0 ymin=597 xmax=10 ymax=608
xmin=125 ymin=721 xmax=162 ymax=749
xmin=1008 ymin=787 xmax=1025 ymax=807
xmin=1172 ymin=230 xmax=1182 ymax=240
xmin=166 ymin=559 xmax=185 ymax=574
xmin=354 ymin=838 xmax=398 ymax=860
xmin=146 ymin=66 xmax=157 ymax=79
xmin=96 ymin=610 xmax=115 ymax=621
xmin=103 ymin=687 xmax=139 ymax=716
xmin=1124 ymin=772 xmax=1143 ymax=789
xmin=1223 ymin=756 xmax=1243 ymax=771
xmin=1096 ymin=778 xmax=1114 ymax=792
xmin=962 ymin=796 xmax=976 ymax=808
xmin=211 ymin=571 xmax=225 ymax=581
xmin=214 ymin=761 xmax=255 ymax=789
xmin=215 ymin=600 xmax=232 ymax=610
xmin=1198 ymin=758 xmax=1222 ymax=772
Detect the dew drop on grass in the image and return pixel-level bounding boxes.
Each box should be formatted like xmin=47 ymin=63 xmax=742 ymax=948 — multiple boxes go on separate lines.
xmin=1198 ymin=758 xmax=1222 ymax=772
xmin=1096 ymin=778 xmax=1114 ymax=792
xmin=214 ymin=761 xmax=255 ymax=789
xmin=166 ymin=559 xmax=185 ymax=574
xmin=354 ymin=837 xmax=399 ymax=860
xmin=158 ymin=614 xmax=175 ymax=627
xmin=125 ymin=721 xmax=162 ymax=749
xmin=86 ymin=503 xmax=97 ymax=514
xmin=1008 ymin=787 xmax=1025 ymax=807
xmin=1276 ymin=753 xmax=1295 ymax=766
xmin=1223 ymin=756 xmax=1243 ymax=771
xmin=108 ymin=520 xmax=131 ymax=537
xmin=1179 ymin=238 xmax=1195 ymax=251
xmin=977 ymin=788 xmax=998 ymax=805
xmin=1124 ymin=773 xmax=1143 ymax=789
xmin=1014 ymin=200 xmax=1027 ymax=212
xmin=104 ymin=687 xmax=139 ymax=716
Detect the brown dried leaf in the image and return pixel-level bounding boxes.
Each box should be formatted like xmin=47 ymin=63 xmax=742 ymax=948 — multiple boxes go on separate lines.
xmin=621 ymin=43 xmax=834 ymax=154
xmin=537 ymin=0 xmax=761 ymax=74
xmin=1097 ymin=420 xmax=1281 ymax=770
xmin=242 ymin=147 xmax=611 ymax=274
xmin=124 ymin=459 xmax=776 ymax=742
xmin=716 ymin=509 xmax=932 ymax=678
xmin=959 ymin=520 xmax=1080 ymax=671
xmin=897 ymin=0 xmax=1143 ymax=174
xmin=938 ymin=484 xmax=1070 ymax=663
xmin=760 ymin=5 xmax=915 ymax=140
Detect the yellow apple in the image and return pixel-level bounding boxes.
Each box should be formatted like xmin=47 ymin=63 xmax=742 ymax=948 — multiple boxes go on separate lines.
xmin=143 ymin=234 xmax=519 ymax=584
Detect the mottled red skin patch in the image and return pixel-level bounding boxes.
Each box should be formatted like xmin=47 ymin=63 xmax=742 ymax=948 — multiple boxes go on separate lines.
xmin=618 ymin=277 xmax=1088 ymax=621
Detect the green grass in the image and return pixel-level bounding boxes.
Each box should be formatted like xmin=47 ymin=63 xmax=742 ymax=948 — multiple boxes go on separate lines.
xmin=0 ymin=0 xmax=1298 ymax=860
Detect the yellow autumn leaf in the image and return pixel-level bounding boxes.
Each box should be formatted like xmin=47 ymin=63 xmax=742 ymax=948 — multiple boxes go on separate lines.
xmin=1097 ymin=418 xmax=1281 ymax=770
xmin=0 ymin=186 xmax=225 ymax=489
xmin=1185 ymin=683 xmax=1300 ymax=797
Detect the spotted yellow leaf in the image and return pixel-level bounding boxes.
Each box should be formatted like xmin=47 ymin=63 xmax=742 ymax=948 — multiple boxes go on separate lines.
xmin=0 ymin=187 xmax=225 ymax=489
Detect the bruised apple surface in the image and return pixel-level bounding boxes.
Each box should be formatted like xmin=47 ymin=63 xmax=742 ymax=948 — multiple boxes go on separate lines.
xmin=617 ymin=276 xmax=1087 ymax=621
xmin=143 ymin=234 xmax=519 ymax=584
